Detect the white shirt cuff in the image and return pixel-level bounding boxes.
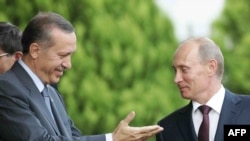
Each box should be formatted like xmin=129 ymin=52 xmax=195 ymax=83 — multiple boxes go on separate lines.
xmin=105 ymin=133 xmax=113 ymax=141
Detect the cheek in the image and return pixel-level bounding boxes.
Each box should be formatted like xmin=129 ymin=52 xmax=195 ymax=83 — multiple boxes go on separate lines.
xmin=48 ymin=62 xmax=60 ymax=71
xmin=191 ymin=75 xmax=208 ymax=91
xmin=182 ymin=73 xmax=193 ymax=83
xmin=188 ymin=69 xmax=206 ymax=82
xmin=38 ymin=58 xmax=56 ymax=72
xmin=3 ymin=58 xmax=15 ymax=68
xmin=182 ymin=74 xmax=200 ymax=89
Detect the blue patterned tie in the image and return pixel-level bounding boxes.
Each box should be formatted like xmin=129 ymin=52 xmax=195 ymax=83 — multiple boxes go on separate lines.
xmin=42 ymin=85 xmax=54 ymax=120
xmin=44 ymin=85 xmax=71 ymax=138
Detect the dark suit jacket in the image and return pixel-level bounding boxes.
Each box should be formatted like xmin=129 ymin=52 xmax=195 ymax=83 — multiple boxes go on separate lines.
xmin=156 ymin=89 xmax=250 ymax=141
xmin=0 ymin=62 xmax=106 ymax=141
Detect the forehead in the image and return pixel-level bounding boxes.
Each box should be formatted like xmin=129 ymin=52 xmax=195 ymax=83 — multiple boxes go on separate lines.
xmin=50 ymin=28 xmax=76 ymax=41
xmin=173 ymin=42 xmax=201 ymax=66
xmin=49 ymin=28 xmax=76 ymax=50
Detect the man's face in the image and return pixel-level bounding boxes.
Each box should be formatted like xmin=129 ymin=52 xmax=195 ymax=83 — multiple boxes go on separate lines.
xmin=173 ymin=43 xmax=210 ymax=101
xmin=32 ymin=28 xmax=77 ymax=84
xmin=0 ymin=50 xmax=16 ymax=74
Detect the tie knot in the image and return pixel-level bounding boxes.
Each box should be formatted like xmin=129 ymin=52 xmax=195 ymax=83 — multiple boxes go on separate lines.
xmin=199 ymin=105 xmax=211 ymax=114
xmin=42 ymin=86 xmax=49 ymax=97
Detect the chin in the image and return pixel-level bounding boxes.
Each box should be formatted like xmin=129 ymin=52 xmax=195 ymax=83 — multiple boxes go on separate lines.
xmin=180 ymin=92 xmax=191 ymax=99
xmin=51 ymin=77 xmax=60 ymax=84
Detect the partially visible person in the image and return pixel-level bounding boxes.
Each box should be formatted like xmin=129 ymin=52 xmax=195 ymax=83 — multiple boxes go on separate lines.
xmin=0 ymin=22 xmax=23 ymax=74
xmin=0 ymin=12 xmax=163 ymax=141
xmin=156 ymin=37 xmax=250 ymax=141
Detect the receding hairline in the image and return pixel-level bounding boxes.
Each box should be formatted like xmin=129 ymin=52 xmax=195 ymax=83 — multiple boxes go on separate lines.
xmin=178 ymin=37 xmax=214 ymax=48
xmin=175 ymin=37 xmax=224 ymax=79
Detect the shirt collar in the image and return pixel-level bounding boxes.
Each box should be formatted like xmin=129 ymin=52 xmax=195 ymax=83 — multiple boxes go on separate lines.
xmin=192 ymin=85 xmax=225 ymax=114
xmin=18 ymin=59 xmax=45 ymax=93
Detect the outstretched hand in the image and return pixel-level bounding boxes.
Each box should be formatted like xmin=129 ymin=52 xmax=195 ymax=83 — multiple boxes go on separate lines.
xmin=112 ymin=111 xmax=164 ymax=141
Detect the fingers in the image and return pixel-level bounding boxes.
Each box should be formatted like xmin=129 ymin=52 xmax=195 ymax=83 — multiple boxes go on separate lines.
xmin=139 ymin=125 xmax=164 ymax=140
xmin=146 ymin=126 xmax=164 ymax=137
xmin=139 ymin=125 xmax=164 ymax=137
xmin=135 ymin=125 xmax=163 ymax=139
xmin=113 ymin=111 xmax=164 ymax=141
xmin=140 ymin=125 xmax=163 ymax=133
xmin=122 ymin=111 xmax=135 ymax=125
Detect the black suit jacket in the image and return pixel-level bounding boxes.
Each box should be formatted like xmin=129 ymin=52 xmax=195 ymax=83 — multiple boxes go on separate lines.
xmin=156 ymin=89 xmax=250 ymax=141
xmin=0 ymin=62 xmax=105 ymax=141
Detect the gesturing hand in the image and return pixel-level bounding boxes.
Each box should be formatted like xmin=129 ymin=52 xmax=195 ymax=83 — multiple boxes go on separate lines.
xmin=112 ymin=111 xmax=164 ymax=141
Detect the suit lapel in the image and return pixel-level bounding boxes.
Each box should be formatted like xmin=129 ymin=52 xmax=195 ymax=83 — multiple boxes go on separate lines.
xmin=177 ymin=102 xmax=199 ymax=141
xmin=11 ymin=62 xmax=61 ymax=135
xmin=48 ymin=86 xmax=72 ymax=139
xmin=214 ymin=90 xmax=240 ymax=141
xmin=30 ymin=88 xmax=60 ymax=134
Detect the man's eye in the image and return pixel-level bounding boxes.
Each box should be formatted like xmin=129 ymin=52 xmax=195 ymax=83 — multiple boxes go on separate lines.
xmin=60 ymin=54 xmax=69 ymax=58
xmin=181 ymin=68 xmax=188 ymax=72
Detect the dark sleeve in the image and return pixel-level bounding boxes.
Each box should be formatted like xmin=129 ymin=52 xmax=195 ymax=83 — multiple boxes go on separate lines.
xmin=50 ymin=86 xmax=107 ymax=141
xmin=0 ymin=82 xmax=71 ymax=141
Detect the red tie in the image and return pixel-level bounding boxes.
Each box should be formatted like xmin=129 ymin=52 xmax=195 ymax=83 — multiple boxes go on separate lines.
xmin=198 ymin=105 xmax=211 ymax=141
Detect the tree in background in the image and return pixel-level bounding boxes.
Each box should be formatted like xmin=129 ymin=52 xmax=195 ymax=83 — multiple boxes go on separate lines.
xmin=60 ymin=0 xmax=186 ymax=135
xmin=211 ymin=0 xmax=250 ymax=94
xmin=0 ymin=0 xmax=187 ymax=139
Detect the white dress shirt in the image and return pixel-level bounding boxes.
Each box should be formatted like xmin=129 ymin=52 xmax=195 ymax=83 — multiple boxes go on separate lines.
xmin=192 ymin=85 xmax=225 ymax=141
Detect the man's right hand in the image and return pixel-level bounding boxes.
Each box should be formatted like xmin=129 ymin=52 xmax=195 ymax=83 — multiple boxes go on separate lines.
xmin=112 ymin=111 xmax=164 ymax=141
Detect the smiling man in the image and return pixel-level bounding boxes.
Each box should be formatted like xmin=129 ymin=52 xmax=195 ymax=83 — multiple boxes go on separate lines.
xmin=0 ymin=12 xmax=163 ymax=141
xmin=156 ymin=37 xmax=250 ymax=141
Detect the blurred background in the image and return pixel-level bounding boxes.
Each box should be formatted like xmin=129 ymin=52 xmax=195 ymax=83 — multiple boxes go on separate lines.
xmin=0 ymin=0 xmax=249 ymax=140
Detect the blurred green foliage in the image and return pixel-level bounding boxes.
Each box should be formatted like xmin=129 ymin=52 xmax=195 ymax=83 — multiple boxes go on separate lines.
xmin=0 ymin=0 xmax=187 ymax=140
xmin=58 ymin=0 xmax=185 ymax=137
xmin=2 ymin=0 xmax=249 ymax=140
xmin=211 ymin=0 xmax=250 ymax=94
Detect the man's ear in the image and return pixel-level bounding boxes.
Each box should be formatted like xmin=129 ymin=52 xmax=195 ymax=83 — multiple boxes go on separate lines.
xmin=14 ymin=51 xmax=23 ymax=60
xmin=207 ymin=59 xmax=217 ymax=76
xmin=29 ymin=43 xmax=40 ymax=59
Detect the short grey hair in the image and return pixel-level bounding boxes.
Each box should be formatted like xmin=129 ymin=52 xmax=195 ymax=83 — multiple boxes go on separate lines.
xmin=180 ymin=37 xmax=224 ymax=79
